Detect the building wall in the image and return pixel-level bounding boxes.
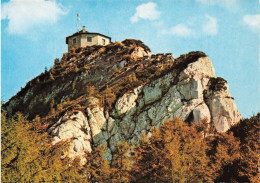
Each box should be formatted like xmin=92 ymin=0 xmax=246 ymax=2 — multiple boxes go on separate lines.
xmin=97 ymin=36 xmax=110 ymax=46
xmin=68 ymin=35 xmax=81 ymax=50
xmin=80 ymin=34 xmax=98 ymax=47
xmin=68 ymin=34 xmax=111 ymax=51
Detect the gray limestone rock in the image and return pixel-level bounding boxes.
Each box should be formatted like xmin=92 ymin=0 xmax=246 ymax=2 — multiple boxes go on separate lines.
xmin=47 ymin=56 xmax=241 ymax=163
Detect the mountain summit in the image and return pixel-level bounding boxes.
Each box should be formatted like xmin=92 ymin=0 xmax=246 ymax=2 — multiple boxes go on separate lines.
xmin=4 ymin=39 xmax=241 ymax=162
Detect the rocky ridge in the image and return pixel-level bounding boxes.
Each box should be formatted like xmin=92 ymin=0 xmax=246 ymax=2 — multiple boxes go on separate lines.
xmin=5 ymin=39 xmax=242 ymax=162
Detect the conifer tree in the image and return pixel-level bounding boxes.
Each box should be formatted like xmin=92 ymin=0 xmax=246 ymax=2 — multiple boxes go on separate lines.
xmin=132 ymin=118 xmax=213 ymax=182
xmin=206 ymin=132 xmax=241 ymax=182
xmin=83 ymin=146 xmax=111 ymax=182
xmin=1 ymin=111 xmax=70 ymax=182
xmin=110 ymin=141 xmax=133 ymax=182
xmin=229 ymin=114 xmax=260 ymax=182
xmin=54 ymin=58 xmax=60 ymax=65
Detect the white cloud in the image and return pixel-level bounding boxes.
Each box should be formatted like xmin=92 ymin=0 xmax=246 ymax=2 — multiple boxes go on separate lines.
xmin=162 ymin=24 xmax=192 ymax=37
xmin=161 ymin=15 xmax=217 ymax=37
xmin=203 ymin=15 xmax=218 ymax=35
xmin=2 ymin=0 xmax=66 ymax=34
xmin=243 ymin=14 xmax=260 ymax=31
xmin=195 ymin=0 xmax=239 ymax=11
xmin=130 ymin=2 xmax=161 ymax=23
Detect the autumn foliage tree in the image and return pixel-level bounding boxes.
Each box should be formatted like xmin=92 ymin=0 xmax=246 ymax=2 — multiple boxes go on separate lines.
xmin=1 ymin=110 xmax=81 ymax=182
xmin=229 ymin=113 xmax=260 ymax=182
xmin=110 ymin=141 xmax=134 ymax=182
xmin=2 ymin=106 xmax=259 ymax=182
xmin=206 ymin=133 xmax=241 ymax=182
xmin=132 ymin=118 xmax=213 ymax=182
xmin=82 ymin=146 xmax=111 ymax=182
xmin=1 ymin=111 xmax=56 ymax=182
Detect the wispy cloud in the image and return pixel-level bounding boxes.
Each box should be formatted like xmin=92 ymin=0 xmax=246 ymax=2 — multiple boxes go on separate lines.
xmin=162 ymin=24 xmax=192 ymax=37
xmin=195 ymin=0 xmax=239 ymax=11
xmin=243 ymin=14 xmax=260 ymax=31
xmin=2 ymin=0 xmax=66 ymax=35
xmin=202 ymin=15 xmax=218 ymax=35
xmin=161 ymin=15 xmax=218 ymax=37
xmin=130 ymin=2 xmax=161 ymax=23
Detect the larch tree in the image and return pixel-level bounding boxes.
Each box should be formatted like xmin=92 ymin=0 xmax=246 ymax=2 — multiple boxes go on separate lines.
xmin=83 ymin=146 xmax=111 ymax=183
xmin=110 ymin=141 xmax=134 ymax=183
xmin=132 ymin=118 xmax=213 ymax=182
xmin=206 ymin=132 xmax=241 ymax=182
xmin=1 ymin=110 xmax=71 ymax=182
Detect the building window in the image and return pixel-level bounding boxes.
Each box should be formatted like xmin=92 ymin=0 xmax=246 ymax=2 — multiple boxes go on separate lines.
xmin=102 ymin=39 xmax=106 ymax=45
xmin=73 ymin=38 xmax=77 ymax=44
xmin=87 ymin=37 xmax=92 ymax=42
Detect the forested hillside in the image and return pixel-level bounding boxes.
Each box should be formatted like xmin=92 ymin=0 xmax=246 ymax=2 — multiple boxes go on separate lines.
xmin=2 ymin=110 xmax=259 ymax=182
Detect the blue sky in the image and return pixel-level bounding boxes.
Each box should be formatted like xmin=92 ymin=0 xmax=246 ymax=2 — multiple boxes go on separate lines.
xmin=1 ymin=0 xmax=259 ymax=117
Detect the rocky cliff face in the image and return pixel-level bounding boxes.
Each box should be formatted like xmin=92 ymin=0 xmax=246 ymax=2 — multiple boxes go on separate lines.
xmin=5 ymin=39 xmax=241 ymax=162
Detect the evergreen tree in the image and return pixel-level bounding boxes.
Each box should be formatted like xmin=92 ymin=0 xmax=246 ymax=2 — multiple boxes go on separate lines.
xmin=54 ymin=58 xmax=60 ymax=65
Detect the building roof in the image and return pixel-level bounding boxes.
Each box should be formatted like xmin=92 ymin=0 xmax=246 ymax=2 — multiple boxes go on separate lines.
xmin=66 ymin=30 xmax=111 ymax=44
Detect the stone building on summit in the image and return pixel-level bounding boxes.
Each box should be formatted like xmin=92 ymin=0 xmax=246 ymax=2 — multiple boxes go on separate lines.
xmin=66 ymin=26 xmax=111 ymax=51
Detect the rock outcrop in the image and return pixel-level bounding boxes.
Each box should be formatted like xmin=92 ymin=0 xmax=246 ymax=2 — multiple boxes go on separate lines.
xmin=47 ymin=111 xmax=91 ymax=164
xmin=4 ymin=39 xmax=242 ymax=162
xmin=48 ymin=55 xmax=241 ymax=161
